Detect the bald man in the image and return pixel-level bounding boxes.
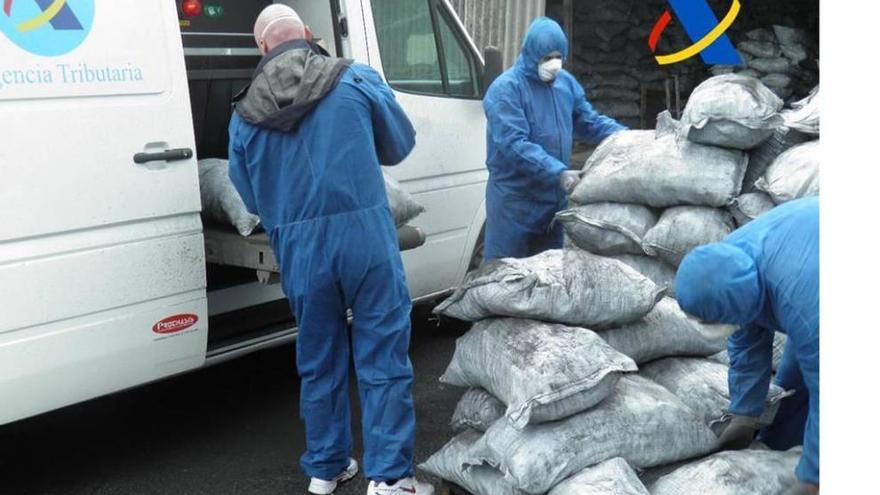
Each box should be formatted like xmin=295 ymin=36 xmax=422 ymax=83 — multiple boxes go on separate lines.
xmin=227 ymin=6 xmax=432 ymax=495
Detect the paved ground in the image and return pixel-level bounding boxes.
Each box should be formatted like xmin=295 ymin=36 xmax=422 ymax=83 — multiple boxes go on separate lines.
xmin=0 ymin=307 xmax=470 ymax=495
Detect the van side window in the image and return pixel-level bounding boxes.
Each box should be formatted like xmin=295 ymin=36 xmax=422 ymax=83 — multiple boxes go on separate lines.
xmin=372 ymin=0 xmax=444 ymax=94
xmin=436 ymin=7 xmax=479 ymax=97
xmin=372 ymin=0 xmax=479 ymax=98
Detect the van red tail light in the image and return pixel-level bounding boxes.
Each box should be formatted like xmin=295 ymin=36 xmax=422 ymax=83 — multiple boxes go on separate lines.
xmin=181 ymin=0 xmax=203 ymax=18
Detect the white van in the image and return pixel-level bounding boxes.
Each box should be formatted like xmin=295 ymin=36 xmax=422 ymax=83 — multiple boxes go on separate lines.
xmin=0 ymin=0 xmax=499 ymax=425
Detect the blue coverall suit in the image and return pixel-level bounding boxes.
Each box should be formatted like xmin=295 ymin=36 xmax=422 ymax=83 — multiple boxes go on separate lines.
xmin=676 ymin=196 xmax=819 ymax=485
xmin=228 ymin=40 xmax=417 ymax=482
xmin=482 ymin=17 xmax=626 ymax=261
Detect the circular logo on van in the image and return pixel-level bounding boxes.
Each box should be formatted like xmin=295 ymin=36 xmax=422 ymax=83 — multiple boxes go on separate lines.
xmin=1 ymin=0 xmax=94 ymax=56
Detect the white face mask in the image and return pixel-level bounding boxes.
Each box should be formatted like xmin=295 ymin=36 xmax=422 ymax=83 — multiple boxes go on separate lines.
xmin=538 ymin=58 xmax=563 ymax=82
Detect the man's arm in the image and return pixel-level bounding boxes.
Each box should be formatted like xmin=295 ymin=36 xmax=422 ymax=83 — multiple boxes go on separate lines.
xmin=727 ymin=323 xmax=775 ymax=418
xmin=227 ymin=116 xmax=260 ymax=216
xmin=571 ymin=79 xmax=627 ymax=143
xmin=485 ymin=87 xmax=568 ymax=187
xmin=356 ymin=66 xmax=416 ymax=166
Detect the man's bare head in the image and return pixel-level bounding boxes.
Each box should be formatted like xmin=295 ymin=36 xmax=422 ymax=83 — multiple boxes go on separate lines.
xmin=253 ymin=4 xmax=311 ymax=55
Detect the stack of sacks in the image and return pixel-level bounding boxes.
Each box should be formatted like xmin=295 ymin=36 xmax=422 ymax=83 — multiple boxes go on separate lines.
xmin=563 ymin=74 xmax=779 ymax=294
xmin=564 ymin=0 xmax=714 ymax=129
xmin=426 ymin=249 xmax=724 ymax=493
xmin=735 ymin=86 xmax=820 ymax=227
xmin=423 ymin=75 xmax=804 ymax=494
xmin=425 ymin=257 xmax=735 ymax=491
xmin=421 ymin=432 xmax=652 ymax=495
xmin=711 ymin=26 xmax=819 ymax=101
xmin=439 ymin=357 xmax=795 ymax=485
xmin=567 ymin=0 xmax=668 ymax=128
xmin=422 ymin=376 xmax=718 ymax=494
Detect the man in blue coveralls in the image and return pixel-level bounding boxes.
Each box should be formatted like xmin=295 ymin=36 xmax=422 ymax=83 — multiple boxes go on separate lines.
xmin=676 ymin=196 xmax=820 ymax=495
xmin=227 ymin=5 xmax=432 ymax=495
xmin=482 ymin=17 xmax=626 ymax=261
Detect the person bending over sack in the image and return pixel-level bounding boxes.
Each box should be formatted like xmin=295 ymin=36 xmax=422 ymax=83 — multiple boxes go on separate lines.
xmin=675 ymin=196 xmax=819 ymax=495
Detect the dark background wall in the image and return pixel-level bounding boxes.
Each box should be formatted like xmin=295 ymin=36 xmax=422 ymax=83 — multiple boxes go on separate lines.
xmin=544 ymin=0 xmax=820 ymax=129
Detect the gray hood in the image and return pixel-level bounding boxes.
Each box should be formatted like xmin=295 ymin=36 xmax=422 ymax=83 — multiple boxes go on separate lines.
xmin=233 ymin=40 xmax=352 ymax=132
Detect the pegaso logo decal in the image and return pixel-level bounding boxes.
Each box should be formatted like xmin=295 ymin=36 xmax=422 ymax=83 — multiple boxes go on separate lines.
xmin=648 ymin=0 xmax=742 ymax=66
xmin=1 ymin=0 xmax=94 ymax=56
xmin=153 ymin=314 xmax=199 ymax=335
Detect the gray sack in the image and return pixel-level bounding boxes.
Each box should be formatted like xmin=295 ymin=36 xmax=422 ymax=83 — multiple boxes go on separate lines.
xmin=748 ymin=57 xmax=793 ymax=75
xmin=782 ymin=86 xmax=820 ymax=135
xmin=650 ymin=448 xmax=801 ymax=495
xmin=569 ymin=128 xmax=747 ymax=208
xmin=760 ymin=72 xmax=793 ymax=90
xmin=609 ymin=254 xmax=677 ymax=298
xmin=441 ymin=318 xmax=637 ymax=429
xmin=755 ymin=140 xmax=820 ymax=204
xmin=464 ymin=376 xmax=718 ymax=494
xmin=761 ymin=74 xmax=794 ymax=100
xmin=737 ymin=41 xmax=781 ymax=59
xmin=383 ymin=171 xmax=425 ymax=227
xmin=554 ymin=203 xmax=657 ymax=256
xmin=745 ymin=28 xmax=775 ymax=43
xmin=548 ymin=458 xmax=649 ymax=495
xmin=419 ymin=429 xmax=524 ymax=495
xmin=599 ymin=297 xmax=729 ymax=365
xmin=773 ymin=25 xmax=810 ymax=47
xmin=450 ymin=388 xmax=506 ymax=433
xmin=680 ymin=74 xmax=783 ymax=150
xmin=642 ymin=206 xmax=735 ymax=267
xmin=729 ymin=192 xmax=776 ymax=227
xmin=742 ymin=125 xmax=811 ymax=193
xmin=780 ymin=43 xmax=809 ymax=65
xmin=736 ymin=68 xmax=762 ymax=79
xmin=198 ymin=159 xmax=261 ymax=236
xmin=434 ymin=249 xmax=664 ymax=330
xmin=640 ymin=357 xmax=791 ymax=429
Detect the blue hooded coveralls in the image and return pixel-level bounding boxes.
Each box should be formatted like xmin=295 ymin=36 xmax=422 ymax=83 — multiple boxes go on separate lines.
xmin=482 ymin=17 xmax=626 ymax=261
xmin=228 ymin=40 xmax=417 ymax=482
xmin=676 ymin=197 xmax=819 ymax=485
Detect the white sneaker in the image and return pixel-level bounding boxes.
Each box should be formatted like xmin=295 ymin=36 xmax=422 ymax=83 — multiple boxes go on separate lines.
xmin=367 ymin=477 xmax=434 ymax=495
xmin=308 ymin=458 xmax=359 ymax=495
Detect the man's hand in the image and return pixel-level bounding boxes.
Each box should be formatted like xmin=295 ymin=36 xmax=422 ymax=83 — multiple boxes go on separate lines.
xmin=559 ymin=170 xmax=580 ymax=194
xmin=717 ymin=414 xmax=762 ymax=450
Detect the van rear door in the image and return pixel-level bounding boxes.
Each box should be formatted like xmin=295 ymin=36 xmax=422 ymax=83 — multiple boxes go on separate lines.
xmin=0 ymin=0 xmax=206 ymax=424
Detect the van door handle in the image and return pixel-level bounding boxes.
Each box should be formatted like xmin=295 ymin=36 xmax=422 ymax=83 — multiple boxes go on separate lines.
xmin=133 ymin=148 xmax=194 ymax=164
